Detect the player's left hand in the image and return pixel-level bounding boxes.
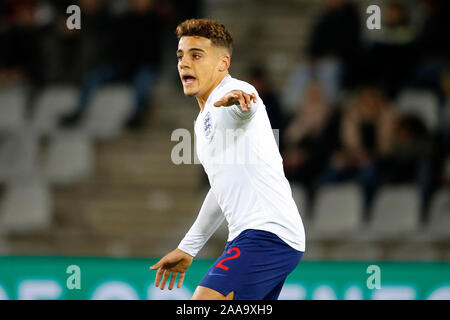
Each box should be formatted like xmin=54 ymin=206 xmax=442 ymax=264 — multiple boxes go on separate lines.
xmin=150 ymin=248 xmax=193 ymax=290
xmin=214 ymin=90 xmax=257 ymax=112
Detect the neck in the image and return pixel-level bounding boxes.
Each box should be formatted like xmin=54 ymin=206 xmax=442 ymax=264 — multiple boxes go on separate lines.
xmin=196 ymin=72 xmax=228 ymax=111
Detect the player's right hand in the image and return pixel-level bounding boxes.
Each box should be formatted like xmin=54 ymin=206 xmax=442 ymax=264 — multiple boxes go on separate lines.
xmin=213 ymin=90 xmax=257 ymax=112
xmin=150 ymin=248 xmax=194 ymax=290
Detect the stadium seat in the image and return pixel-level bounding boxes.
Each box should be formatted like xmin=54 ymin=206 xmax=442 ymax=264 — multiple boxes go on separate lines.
xmin=425 ymin=188 xmax=450 ymax=242
xmin=308 ymin=183 xmax=364 ymax=241
xmin=443 ymin=247 xmax=450 ymax=261
xmin=301 ymin=241 xmax=328 ymax=261
xmin=0 ymin=178 xmax=52 ymax=233
xmin=0 ymin=131 xmax=39 ymax=184
xmin=328 ymin=242 xmax=383 ymax=261
xmin=396 ymin=89 xmax=439 ymax=131
xmin=43 ymin=132 xmax=94 ymax=185
xmin=0 ymin=85 xmax=26 ymax=133
xmin=0 ymin=237 xmax=9 ymax=253
xmin=367 ymin=185 xmax=421 ymax=241
xmin=385 ymin=243 xmax=440 ymax=261
xmin=290 ymin=182 xmax=309 ymax=221
xmin=31 ymin=85 xmax=78 ymax=136
xmin=81 ymin=85 xmax=133 ymax=140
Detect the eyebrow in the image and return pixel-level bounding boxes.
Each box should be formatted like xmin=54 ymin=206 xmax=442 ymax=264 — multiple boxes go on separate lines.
xmin=177 ymin=48 xmax=206 ymax=54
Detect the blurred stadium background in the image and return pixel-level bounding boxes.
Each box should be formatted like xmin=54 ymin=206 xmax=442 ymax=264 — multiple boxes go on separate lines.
xmin=0 ymin=0 xmax=449 ymax=300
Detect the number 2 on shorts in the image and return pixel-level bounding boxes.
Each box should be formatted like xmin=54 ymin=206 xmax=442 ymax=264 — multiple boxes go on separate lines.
xmin=216 ymin=247 xmax=240 ymax=271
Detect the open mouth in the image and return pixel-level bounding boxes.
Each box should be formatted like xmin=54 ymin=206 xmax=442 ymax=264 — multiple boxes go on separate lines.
xmin=182 ymin=75 xmax=196 ymax=85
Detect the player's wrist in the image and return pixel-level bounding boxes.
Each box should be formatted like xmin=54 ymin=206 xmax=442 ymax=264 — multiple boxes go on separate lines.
xmin=176 ymin=247 xmax=195 ymax=259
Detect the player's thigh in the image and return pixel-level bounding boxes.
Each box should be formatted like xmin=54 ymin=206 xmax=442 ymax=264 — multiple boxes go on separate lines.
xmin=191 ymin=286 xmax=234 ymax=300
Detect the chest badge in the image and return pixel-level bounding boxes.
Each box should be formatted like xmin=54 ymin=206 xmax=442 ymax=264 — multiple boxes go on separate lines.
xmin=204 ymin=111 xmax=213 ymax=140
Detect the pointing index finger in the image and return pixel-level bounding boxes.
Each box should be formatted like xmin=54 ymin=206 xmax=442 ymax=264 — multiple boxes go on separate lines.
xmin=213 ymin=99 xmax=224 ymax=107
xmin=154 ymin=268 xmax=164 ymax=287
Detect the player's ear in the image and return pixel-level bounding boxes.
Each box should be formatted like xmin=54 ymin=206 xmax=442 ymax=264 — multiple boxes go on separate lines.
xmin=218 ymin=53 xmax=230 ymax=73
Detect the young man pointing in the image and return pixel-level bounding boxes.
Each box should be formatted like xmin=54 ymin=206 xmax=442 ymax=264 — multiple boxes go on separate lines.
xmin=150 ymin=19 xmax=306 ymax=300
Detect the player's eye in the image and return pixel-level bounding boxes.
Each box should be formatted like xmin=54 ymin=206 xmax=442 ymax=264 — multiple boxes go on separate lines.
xmin=177 ymin=55 xmax=183 ymax=62
xmin=193 ymin=54 xmax=201 ymax=59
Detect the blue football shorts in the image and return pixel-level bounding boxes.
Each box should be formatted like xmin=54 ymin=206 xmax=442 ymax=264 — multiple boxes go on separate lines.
xmin=198 ymin=229 xmax=303 ymax=300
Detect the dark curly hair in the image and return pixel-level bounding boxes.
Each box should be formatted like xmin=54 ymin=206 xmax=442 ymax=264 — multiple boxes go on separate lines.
xmin=176 ymin=18 xmax=233 ymax=55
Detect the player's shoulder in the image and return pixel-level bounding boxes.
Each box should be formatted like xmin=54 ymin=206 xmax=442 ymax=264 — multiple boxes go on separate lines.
xmin=215 ymin=75 xmax=258 ymax=97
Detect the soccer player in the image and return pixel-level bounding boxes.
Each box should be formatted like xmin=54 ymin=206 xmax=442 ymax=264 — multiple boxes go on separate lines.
xmin=150 ymin=19 xmax=306 ymax=300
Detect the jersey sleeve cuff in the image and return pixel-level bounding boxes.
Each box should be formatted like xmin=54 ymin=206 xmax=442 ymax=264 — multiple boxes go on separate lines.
xmin=177 ymin=244 xmax=198 ymax=258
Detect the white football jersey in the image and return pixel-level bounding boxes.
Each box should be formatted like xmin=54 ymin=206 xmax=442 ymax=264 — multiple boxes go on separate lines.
xmin=193 ymin=74 xmax=305 ymax=252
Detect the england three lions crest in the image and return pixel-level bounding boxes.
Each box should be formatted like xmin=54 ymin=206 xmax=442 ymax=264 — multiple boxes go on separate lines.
xmin=203 ymin=111 xmax=213 ymax=140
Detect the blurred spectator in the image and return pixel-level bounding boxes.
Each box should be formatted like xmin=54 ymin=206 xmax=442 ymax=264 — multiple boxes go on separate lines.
xmin=383 ymin=114 xmax=428 ymax=184
xmin=419 ymin=69 xmax=450 ymax=220
xmin=70 ymin=0 xmax=114 ymax=80
xmin=281 ymin=0 xmax=361 ymax=115
xmin=38 ymin=0 xmax=84 ymax=84
xmin=442 ymin=160 xmax=450 ymax=187
xmin=439 ymin=69 xmax=450 ymax=146
xmin=171 ymin=0 xmax=203 ymax=22
xmin=59 ymin=0 xmax=165 ymax=129
xmin=320 ymin=86 xmax=396 ymax=217
xmin=363 ymin=0 xmax=416 ymax=98
xmin=282 ymin=81 xmax=341 ymax=197
xmin=246 ymin=65 xmax=283 ymax=133
xmin=409 ymin=0 xmax=450 ymax=91
xmin=0 ymin=0 xmax=54 ymax=86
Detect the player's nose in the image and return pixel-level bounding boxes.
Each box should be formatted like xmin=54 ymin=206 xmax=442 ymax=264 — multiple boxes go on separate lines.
xmin=178 ymin=56 xmax=191 ymax=69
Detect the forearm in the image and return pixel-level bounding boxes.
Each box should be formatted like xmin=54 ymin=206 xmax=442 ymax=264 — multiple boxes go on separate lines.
xmin=178 ymin=189 xmax=225 ymax=257
xmin=229 ymin=100 xmax=258 ymax=120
